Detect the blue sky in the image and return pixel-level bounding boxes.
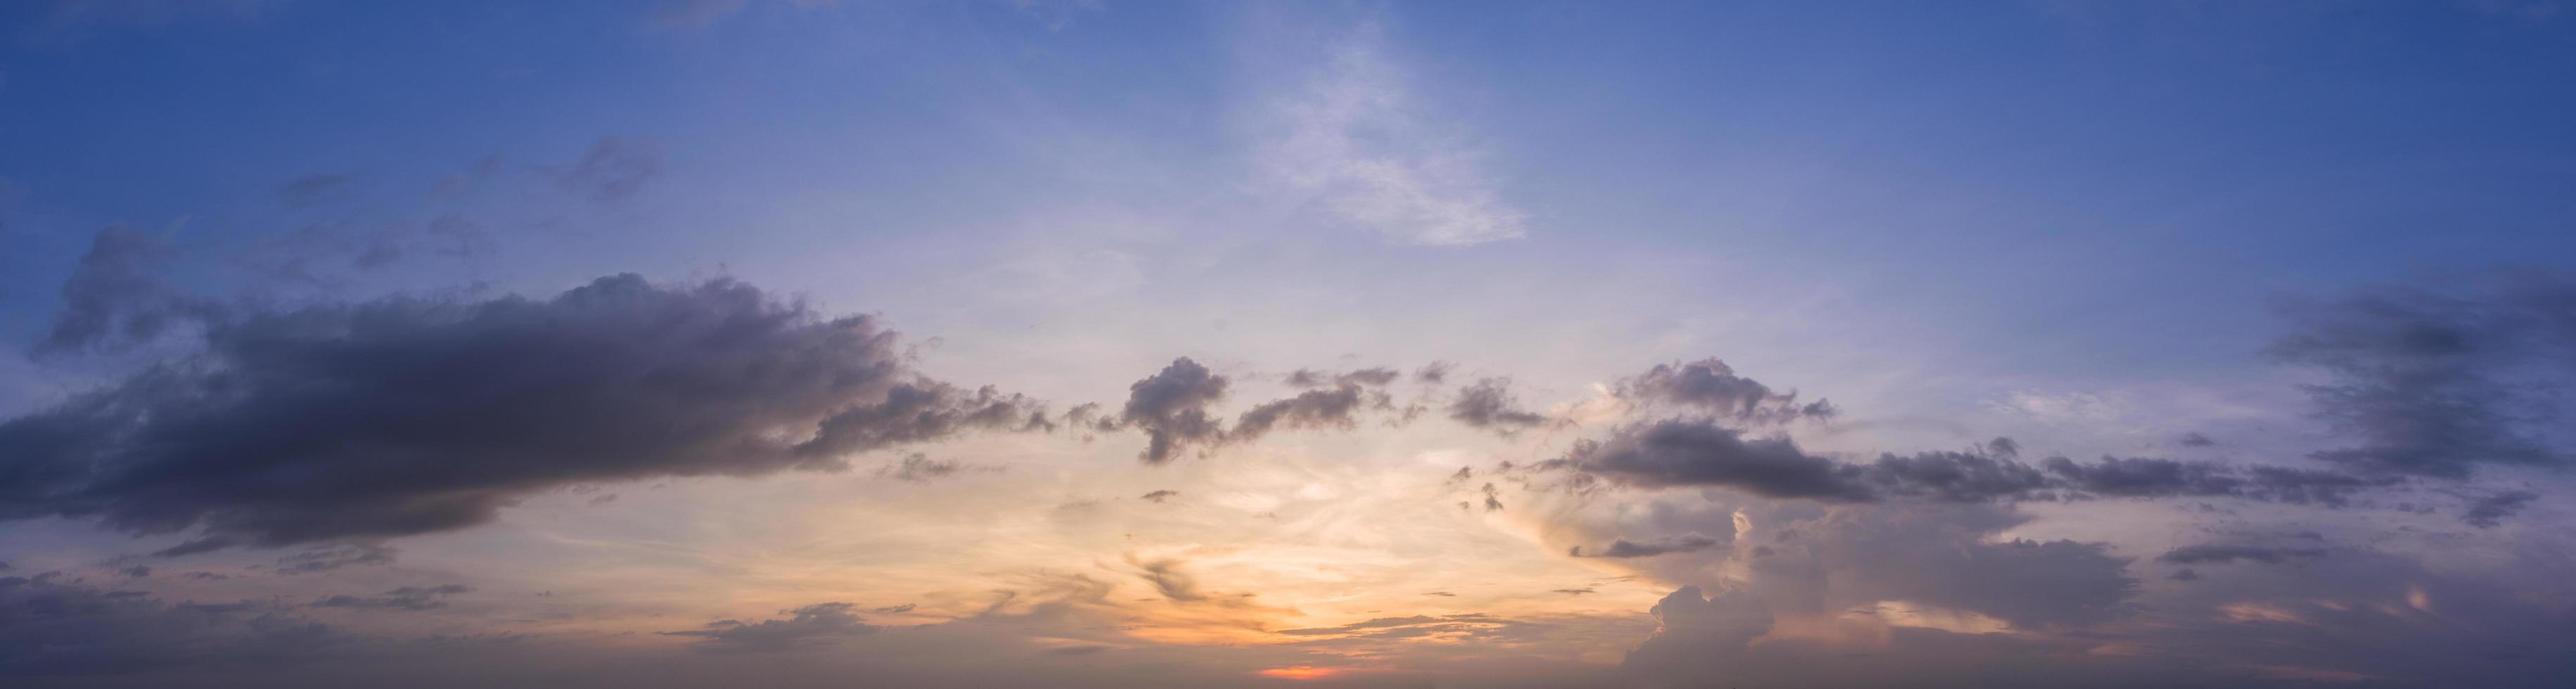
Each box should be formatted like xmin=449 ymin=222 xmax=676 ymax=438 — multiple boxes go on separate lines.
xmin=4 ymin=2 xmax=2575 ymax=688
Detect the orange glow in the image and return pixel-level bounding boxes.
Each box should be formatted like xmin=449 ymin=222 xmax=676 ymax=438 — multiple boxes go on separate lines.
xmin=1257 ymin=667 xmax=1343 ymax=679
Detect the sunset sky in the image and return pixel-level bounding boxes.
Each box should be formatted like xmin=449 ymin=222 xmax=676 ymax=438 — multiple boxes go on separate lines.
xmin=4 ymin=2 xmax=2576 ymax=688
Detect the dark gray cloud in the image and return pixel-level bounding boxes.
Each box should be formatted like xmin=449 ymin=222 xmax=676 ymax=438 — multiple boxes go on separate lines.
xmin=115 ymin=565 xmax=149 ymax=578
xmin=554 ymin=136 xmax=662 ymax=202
xmin=2 ymin=273 xmax=1047 ymax=551
xmin=1139 ymin=489 xmax=1178 ymax=503
xmin=1556 ymin=420 xmax=2391 ymax=509
xmin=1113 ymin=358 xmax=1229 ymax=464
xmin=2463 ymin=490 xmax=2539 ymax=528
xmin=662 ymin=602 xmax=878 ymax=652
xmin=2177 ymin=432 xmax=2217 ymax=447
xmin=1569 ymin=534 xmax=1723 ymax=559
xmin=1617 ymin=358 xmax=1835 ymax=423
xmin=311 ymin=584 xmax=470 ymax=611
xmin=1563 ymin=420 xmax=1872 ymax=501
xmin=2268 ymin=275 xmax=2576 ymax=478
xmin=33 ymin=226 xmax=220 ymax=355
xmin=1448 ymin=378 xmax=1549 ymax=434
xmin=1229 ymin=384 xmax=1378 ymax=442
xmin=2156 ymin=545 xmax=2328 ymax=566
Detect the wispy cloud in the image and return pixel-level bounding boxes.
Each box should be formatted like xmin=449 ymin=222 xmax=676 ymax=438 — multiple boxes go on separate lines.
xmin=1257 ymin=22 xmax=1527 ymax=246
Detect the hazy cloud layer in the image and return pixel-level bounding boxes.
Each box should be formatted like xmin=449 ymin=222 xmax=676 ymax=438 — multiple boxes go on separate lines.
xmin=2269 ymin=276 xmax=2576 ymax=478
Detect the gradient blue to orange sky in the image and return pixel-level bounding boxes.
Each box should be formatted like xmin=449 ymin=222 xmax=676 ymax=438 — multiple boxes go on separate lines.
xmin=4 ymin=2 xmax=2575 ymax=688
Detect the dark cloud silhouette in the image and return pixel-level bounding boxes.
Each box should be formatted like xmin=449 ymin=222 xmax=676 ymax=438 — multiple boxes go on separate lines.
xmin=1617 ymin=358 xmax=1835 ymax=423
xmin=1557 ymin=420 xmax=2389 ymax=508
xmin=2177 ymin=432 xmax=2217 ymax=447
xmin=1 ymin=274 xmax=1046 ymax=551
xmin=115 ymin=565 xmax=150 ymax=578
xmin=1448 ymin=378 xmax=1549 ymax=434
xmin=1570 ymin=534 xmax=1723 ymax=558
xmin=2268 ymin=276 xmax=2576 ymax=478
xmin=1563 ymin=420 xmax=1871 ymax=501
xmin=311 ymin=584 xmax=470 ymax=611
xmin=662 ymin=602 xmax=878 ymax=652
xmin=1230 ymin=384 xmax=1378 ymax=442
xmin=1112 ymin=358 xmax=1230 ymax=464
xmin=554 ymin=136 xmax=662 ymax=202
xmin=2156 ymin=545 xmax=2328 ymax=566
xmin=1139 ymin=489 xmax=1179 ymax=503
xmin=2463 ymin=490 xmax=2539 ymax=528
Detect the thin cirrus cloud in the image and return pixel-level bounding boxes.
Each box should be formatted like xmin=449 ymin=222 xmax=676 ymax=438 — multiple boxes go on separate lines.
xmin=1255 ymin=22 xmax=1529 ymax=247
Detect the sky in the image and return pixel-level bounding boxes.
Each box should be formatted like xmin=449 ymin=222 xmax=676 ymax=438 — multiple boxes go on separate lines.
xmin=3 ymin=1 xmax=2576 ymax=687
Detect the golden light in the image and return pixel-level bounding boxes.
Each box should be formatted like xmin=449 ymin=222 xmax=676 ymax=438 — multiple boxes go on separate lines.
xmin=1257 ymin=667 xmax=1343 ymax=680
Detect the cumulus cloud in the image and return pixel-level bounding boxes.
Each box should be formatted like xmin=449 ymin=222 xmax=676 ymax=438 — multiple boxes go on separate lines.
xmin=1616 ymin=359 xmax=1835 ymax=423
xmin=1111 ymin=358 xmax=1229 ymax=464
xmin=1 ymin=273 xmax=1049 ymax=551
xmin=1448 ymin=378 xmax=1549 ymax=435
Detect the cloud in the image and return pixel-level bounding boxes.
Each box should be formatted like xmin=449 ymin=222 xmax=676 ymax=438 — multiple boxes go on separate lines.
xmin=276 ymin=173 xmax=357 ymax=208
xmin=2463 ymin=490 xmax=2539 ymax=528
xmin=1112 ymin=358 xmax=1229 ymax=464
xmin=311 ymin=584 xmax=471 ymax=611
xmin=2 ymin=273 xmax=1048 ymax=550
xmin=878 ymin=453 xmax=1005 ymax=483
xmin=0 ymin=573 xmax=335 ymax=677
xmin=1448 ymin=378 xmax=1549 ymax=435
xmin=662 ymin=602 xmax=879 ymax=652
xmin=1257 ymin=21 xmax=1527 ymax=245
xmin=1563 ymin=420 xmax=1871 ymax=501
xmin=1556 ymin=418 xmax=2391 ymax=509
xmin=270 ymin=543 xmax=397 ymax=573
xmin=34 ymin=226 xmax=222 ymax=355
xmin=1570 ymin=534 xmax=1724 ymax=559
xmin=1622 ymin=585 xmax=1773 ymax=671
xmin=553 ymin=136 xmax=662 ymax=202
xmin=1139 ymin=489 xmax=1179 ymax=503
xmin=1616 ymin=359 xmax=1835 ymax=423
xmin=2268 ymin=274 xmax=2576 ymax=478
xmin=1229 ymin=383 xmax=1378 ymax=442
xmin=2157 ymin=545 xmax=2329 ymax=566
